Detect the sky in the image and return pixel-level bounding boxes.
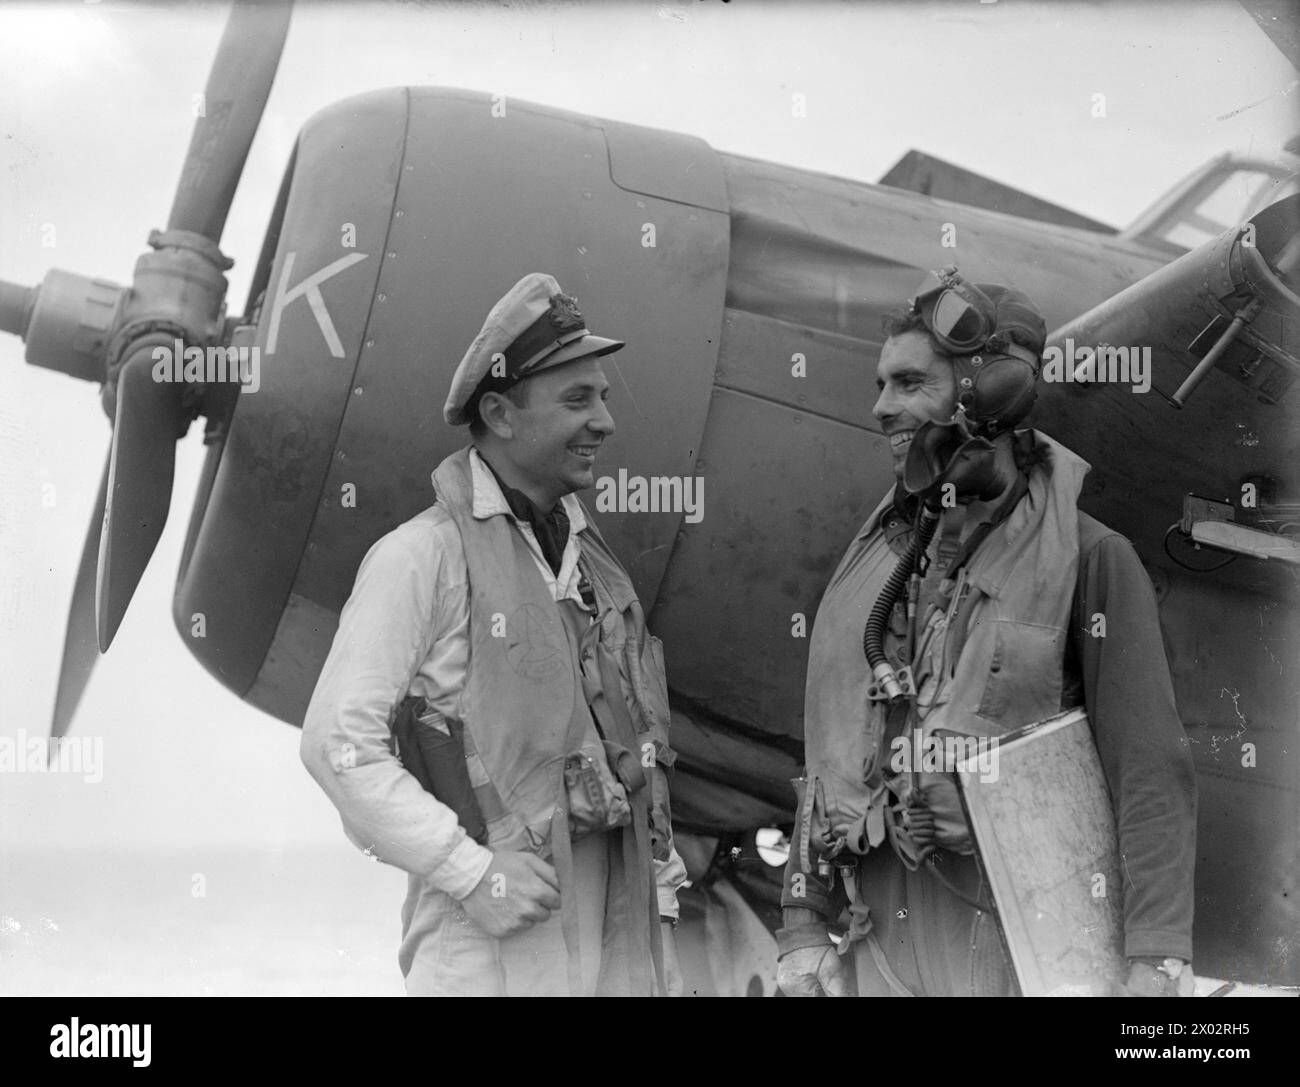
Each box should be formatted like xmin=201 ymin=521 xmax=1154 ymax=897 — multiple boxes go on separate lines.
xmin=0 ymin=0 xmax=1296 ymax=860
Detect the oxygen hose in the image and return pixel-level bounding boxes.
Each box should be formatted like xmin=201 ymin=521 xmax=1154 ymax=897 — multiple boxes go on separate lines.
xmin=863 ymin=502 xmax=941 ymax=701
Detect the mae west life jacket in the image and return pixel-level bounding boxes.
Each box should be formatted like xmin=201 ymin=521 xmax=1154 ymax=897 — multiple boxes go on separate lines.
xmin=429 ymin=446 xmax=676 ymax=994
xmin=799 ymin=430 xmax=1090 ymax=867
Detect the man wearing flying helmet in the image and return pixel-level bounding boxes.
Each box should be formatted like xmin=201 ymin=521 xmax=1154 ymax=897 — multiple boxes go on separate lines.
xmin=776 ymin=268 xmax=1197 ymax=997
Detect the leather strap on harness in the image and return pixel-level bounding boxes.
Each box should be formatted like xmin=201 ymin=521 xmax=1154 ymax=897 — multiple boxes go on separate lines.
xmin=594 ymin=639 xmax=663 ymax=995
xmin=555 ymin=621 xmax=596 ymax=998
xmin=550 ymin=799 xmax=583 ymax=996
xmin=867 ymin=931 xmax=917 ymax=998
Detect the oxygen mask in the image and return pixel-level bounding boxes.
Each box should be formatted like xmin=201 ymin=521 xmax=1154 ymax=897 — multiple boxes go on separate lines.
xmin=902 ymin=408 xmax=1013 ymax=506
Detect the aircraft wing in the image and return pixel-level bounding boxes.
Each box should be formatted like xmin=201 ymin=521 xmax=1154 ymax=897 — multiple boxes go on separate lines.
xmin=1048 ymin=193 xmax=1299 ymax=411
xmin=1039 ymin=193 xmax=1300 ymax=983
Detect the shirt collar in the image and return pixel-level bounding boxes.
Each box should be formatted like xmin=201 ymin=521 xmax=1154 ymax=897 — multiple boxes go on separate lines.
xmin=467 ymin=447 xmax=587 ymax=533
xmin=857 ymin=485 xmax=905 ymax=541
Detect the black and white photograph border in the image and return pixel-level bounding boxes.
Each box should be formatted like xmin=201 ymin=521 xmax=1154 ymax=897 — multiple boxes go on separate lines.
xmin=1 ymin=0 xmax=1297 ymax=1006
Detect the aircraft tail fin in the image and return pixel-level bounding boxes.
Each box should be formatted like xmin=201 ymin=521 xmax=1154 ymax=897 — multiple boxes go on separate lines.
xmin=879 ymin=150 xmax=1117 ymax=234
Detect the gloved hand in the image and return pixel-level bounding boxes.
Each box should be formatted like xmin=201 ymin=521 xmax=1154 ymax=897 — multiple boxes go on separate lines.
xmin=776 ymin=944 xmax=851 ymax=997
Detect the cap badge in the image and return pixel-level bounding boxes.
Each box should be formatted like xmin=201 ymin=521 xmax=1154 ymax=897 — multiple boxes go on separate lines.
xmin=548 ymin=293 xmax=585 ymax=334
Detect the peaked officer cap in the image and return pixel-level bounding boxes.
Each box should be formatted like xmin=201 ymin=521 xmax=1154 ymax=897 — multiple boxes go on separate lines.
xmin=444 ymin=273 xmax=625 ymax=426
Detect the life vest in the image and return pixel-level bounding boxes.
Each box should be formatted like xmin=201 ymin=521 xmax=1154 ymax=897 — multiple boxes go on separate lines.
xmin=799 ymin=430 xmax=1089 ymax=867
xmin=429 ymin=445 xmax=673 ymax=994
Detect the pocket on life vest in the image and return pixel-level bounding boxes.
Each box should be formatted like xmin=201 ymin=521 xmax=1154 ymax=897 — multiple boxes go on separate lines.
xmin=564 ymin=746 xmax=632 ymax=839
xmin=632 ymin=634 xmax=672 ymax=733
xmin=973 ymin=621 xmax=1065 ymax=725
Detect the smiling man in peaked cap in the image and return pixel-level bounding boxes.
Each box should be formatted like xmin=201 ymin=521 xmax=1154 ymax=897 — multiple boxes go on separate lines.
xmin=302 ymin=273 xmax=687 ymax=996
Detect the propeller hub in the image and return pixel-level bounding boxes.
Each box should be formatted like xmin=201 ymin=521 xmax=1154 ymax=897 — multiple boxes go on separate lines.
xmin=101 ymin=231 xmax=233 ymax=423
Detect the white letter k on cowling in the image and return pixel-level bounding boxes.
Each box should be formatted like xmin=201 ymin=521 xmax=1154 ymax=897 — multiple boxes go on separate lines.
xmin=265 ymin=251 xmax=369 ymax=358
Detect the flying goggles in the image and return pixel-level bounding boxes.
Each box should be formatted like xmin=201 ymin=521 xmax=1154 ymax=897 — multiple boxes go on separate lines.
xmin=908 ymin=265 xmax=1001 ymax=355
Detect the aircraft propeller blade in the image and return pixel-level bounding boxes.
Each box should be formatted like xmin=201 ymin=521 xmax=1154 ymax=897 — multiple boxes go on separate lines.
xmin=96 ymin=349 xmax=187 ymax=652
xmin=167 ymin=0 xmax=292 ymax=242
xmin=50 ymin=459 xmax=110 ymax=738
xmin=89 ymin=0 xmax=291 ymax=658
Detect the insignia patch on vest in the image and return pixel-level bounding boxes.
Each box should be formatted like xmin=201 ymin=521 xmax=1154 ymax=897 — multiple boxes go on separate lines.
xmin=505 ymin=603 xmax=566 ymax=679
